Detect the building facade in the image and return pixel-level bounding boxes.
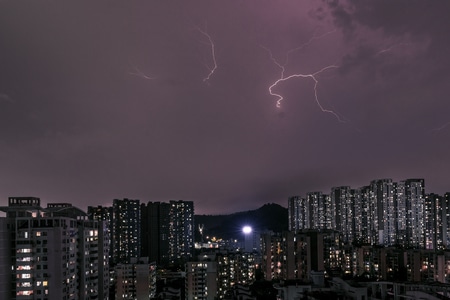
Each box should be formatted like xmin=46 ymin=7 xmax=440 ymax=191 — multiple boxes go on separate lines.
xmin=0 ymin=197 xmax=109 ymax=300
xmin=168 ymin=200 xmax=194 ymax=264
xmin=115 ymin=257 xmax=156 ymax=300
xmin=289 ymin=178 xmax=434 ymax=249
xmin=113 ymin=198 xmax=141 ymax=264
xmin=186 ymin=261 xmax=217 ymax=300
xmin=140 ymin=201 xmax=171 ymax=266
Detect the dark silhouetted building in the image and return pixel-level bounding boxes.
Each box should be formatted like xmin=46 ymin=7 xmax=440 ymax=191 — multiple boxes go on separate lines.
xmin=141 ymin=201 xmax=171 ymax=266
xmin=140 ymin=200 xmax=194 ymax=267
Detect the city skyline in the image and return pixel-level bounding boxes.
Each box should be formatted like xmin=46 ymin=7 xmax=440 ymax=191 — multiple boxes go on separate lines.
xmin=2 ymin=176 xmax=449 ymax=217
xmin=1 ymin=1 xmax=450 ymax=215
xmin=4 ymin=189 xmax=450 ymax=298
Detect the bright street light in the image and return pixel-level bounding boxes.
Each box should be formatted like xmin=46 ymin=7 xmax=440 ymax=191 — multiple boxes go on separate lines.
xmin=242 ymin=226 xmax=252 ymax=234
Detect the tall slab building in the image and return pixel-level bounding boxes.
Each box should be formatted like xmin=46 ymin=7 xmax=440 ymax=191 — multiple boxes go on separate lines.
xmin=112 ymin=198 xmax=141 ymax=264
xmin=141 ymin=201 xmax=171 ymax=266
xmin=141 ymin=200 xmax=194 ymax=266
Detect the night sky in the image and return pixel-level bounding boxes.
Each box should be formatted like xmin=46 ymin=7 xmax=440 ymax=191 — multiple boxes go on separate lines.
xmin=1 ymin=1 xmax=449 ymax=215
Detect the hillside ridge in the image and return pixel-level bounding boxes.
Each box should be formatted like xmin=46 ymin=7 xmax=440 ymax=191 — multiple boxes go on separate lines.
xmin=195 ymin=203 xmax=288 ymax=240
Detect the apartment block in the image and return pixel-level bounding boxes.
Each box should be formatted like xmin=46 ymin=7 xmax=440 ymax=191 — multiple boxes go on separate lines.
xmin=0 ymin=197 xmax=109 ymax=300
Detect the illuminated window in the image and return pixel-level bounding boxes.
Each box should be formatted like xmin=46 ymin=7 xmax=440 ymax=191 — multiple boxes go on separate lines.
xmin=17 ymin=290 xmax=33 ymax=296
xmin=17 ymin=248 xmax=31 ymax=253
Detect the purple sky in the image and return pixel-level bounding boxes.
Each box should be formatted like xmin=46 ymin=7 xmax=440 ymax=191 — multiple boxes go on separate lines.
xmin=1 ymin=1 xmax=449 ymax=215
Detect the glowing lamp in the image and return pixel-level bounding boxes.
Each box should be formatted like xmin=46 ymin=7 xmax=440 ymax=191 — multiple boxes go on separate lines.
xmin=242 ymin=226 xmax=252 ymax=234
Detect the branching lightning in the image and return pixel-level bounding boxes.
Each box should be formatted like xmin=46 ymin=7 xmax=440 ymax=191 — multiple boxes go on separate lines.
xmin=262 ymin=30 xmax=345 ymax=122
xmin=196 ymin=26 xmax=217 ymax=83
xmin=129 ymin=66 xmax=156 ymax=80
xmin=268 ymin=65 xmax=341 ymax=120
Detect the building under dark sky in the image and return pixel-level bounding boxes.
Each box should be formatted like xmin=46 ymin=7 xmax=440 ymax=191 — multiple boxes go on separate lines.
xmin=141 ymin=201 xmax=171 ymax=266
xmin=288 ymin=178 xmax=448 ymax=250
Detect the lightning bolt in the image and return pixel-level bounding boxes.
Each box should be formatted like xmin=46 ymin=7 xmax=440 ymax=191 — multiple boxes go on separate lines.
xmin=431 ymin=122 xmax=450 ymax=133
xmin=375 ymin=43 xmax=409 ymax=56
xmin=196 ymin=26 xmax=217 ymax=83
xmin=128 ymin=66 xmax=156 ymax=80
xmin=284 ymin=29 xmax=336 ymax=66
xmin=262 ymin=45 xmax=345 ymax=123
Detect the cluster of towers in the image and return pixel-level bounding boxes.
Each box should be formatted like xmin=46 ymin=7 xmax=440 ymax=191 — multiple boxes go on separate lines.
xmin=288 ymin=178 xmax=450 ymax=249
xmin=0 ymin=197 xmax=195 ymax=300
xmin=3 ymin=178 xmax=450 ymax=299
xmin=87 ymin=199 xmax=195 ymax=267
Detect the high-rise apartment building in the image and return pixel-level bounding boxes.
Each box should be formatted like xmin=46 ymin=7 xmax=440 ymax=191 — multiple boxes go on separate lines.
xmin=140 ymin=202 xmax=171 ymax=266
xmin=47 ymin=203 xmax=110 ymax=300
xmin=87 ymin=205 xmax=114 ymax=264
xmin=113 ymin=198 xmax=141 ymax=264
xmin=353 ymin=185 xmax=372 ymax=244
xmin=395 ymin=182 xmax=408 ymax=246
xmin=186 ymin=260 xmax=218 ymax=300
xmin=140 ymin=200 xmax=194 ymax=266
xmin=93 ymin=199 xmax=196 ymax=271
xmin=0 ymin=197 xmax=109 ymax=300
xmin=370 ymin=179 xmax=397 ymax=245
xmin=331 ymin=186 xmax=353 ymax=243
xmin=400 ymin=179 xmax=426 ymax=248
xmin=168 ymin=200 xmax=194 ymax=264
xmin=288 ymin=196 xmax=307 ymax=232
xmin=115 ymin=257 xmax=156 ymax=300
xmin=77 ymin=218 xmax=110 ymax=300
xmin=425 ymin=193 xmax=443 ymax=250
xmin=306 ymin=192 xmax=332 ymax=229
xmin=444 ymin=193 xmax=450 ymax=247
xmin=260 ymin=232 xmax=284 ymax=281
xmin=261 ymin=230 xmax=342 ymax=281
xmin=290 ymin=178 xmax=430 ymax=248
xmin=216 ymin=251 xmax=256 ymax=298
xmin=0 ymin=217 xmax=10 ymax=300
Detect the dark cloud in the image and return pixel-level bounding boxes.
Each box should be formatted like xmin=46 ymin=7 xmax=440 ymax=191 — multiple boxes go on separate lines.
xmin=0 ymin=1 xmax=449 ymax=214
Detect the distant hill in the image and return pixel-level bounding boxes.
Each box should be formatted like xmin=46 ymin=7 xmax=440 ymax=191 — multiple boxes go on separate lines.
xmin=194 ymin=203 xmax=288 ymax=240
